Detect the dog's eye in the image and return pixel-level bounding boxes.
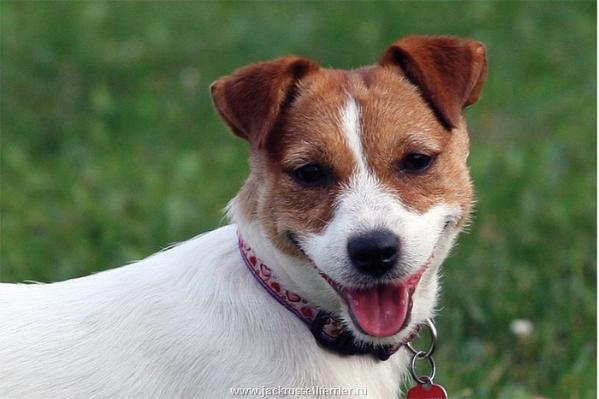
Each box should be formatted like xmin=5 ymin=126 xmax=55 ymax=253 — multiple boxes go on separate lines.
xmin=399 ymin=153 xmax=434 ymax=173
xmin=291 ymin=164 xmax=330 ymax=187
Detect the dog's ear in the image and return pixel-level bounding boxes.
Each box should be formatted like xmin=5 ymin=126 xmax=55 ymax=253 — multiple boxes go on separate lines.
xmin=380 ymin=35 xmax=487 ymax=129
xmin=210 ymin=56 xmax=319 ymax=148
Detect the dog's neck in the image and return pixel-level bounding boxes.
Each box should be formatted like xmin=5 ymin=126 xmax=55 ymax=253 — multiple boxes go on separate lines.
xmin=236 ymin=233 xmax=409 ymax=360
xmin=231 ymin=196 xmax=418 ymax=360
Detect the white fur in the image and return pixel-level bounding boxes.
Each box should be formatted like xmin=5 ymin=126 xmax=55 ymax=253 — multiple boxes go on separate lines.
xmin=0 ymin=224 xmax=407 ymax=398
xmin=0 ymin=96 xmax=467 ymax=399
xmin=339 ymin=96 xmax=368 ymax=172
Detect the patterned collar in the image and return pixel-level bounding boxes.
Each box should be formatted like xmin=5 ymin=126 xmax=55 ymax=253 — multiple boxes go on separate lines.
xmin=238 ymin=234 xmax=419 ymax=361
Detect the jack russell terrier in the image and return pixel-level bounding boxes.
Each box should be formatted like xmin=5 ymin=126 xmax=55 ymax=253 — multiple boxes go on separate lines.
xmin=0 ymin=35 xmax=487 ymax=398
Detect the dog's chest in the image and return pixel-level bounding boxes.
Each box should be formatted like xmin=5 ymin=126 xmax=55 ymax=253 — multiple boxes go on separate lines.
xmin=199 ymin=226 xmax=410 ymax=398
xmin=199 ymin=281 xmax=409 ymax=398
xmin=207 ymin=335 xmax=408 ymax=398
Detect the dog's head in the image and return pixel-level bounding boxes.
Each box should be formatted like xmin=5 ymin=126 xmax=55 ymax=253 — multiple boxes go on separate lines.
xmin=211 ymin=36 xmax=487 ymax=344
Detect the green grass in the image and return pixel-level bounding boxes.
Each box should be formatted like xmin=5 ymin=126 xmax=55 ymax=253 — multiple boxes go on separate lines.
xmin=1 ymin=1 xmax=596 ymax=398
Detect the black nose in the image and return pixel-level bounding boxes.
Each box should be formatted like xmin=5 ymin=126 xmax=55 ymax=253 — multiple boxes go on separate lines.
xmin=347 ymin=229 xmax=400 ymax=276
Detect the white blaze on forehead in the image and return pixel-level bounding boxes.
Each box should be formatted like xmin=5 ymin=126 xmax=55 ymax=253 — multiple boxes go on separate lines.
xmin=339 ymin=96 xmax=368 ymax=172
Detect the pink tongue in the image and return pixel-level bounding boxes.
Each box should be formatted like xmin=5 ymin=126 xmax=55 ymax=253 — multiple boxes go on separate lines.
xmin=345 ymin=283 xmax=410 ymax=337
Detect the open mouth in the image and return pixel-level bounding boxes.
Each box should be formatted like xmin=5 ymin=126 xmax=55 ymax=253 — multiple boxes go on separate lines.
xmin=320 ymin=260 xmax=431 ymax=337
xmin=287 ymin=232 xmax=432 ymax=337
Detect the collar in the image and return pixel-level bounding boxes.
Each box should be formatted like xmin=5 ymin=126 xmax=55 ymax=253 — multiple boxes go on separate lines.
xmin=238 ymin=234 xmax=419 ymax=361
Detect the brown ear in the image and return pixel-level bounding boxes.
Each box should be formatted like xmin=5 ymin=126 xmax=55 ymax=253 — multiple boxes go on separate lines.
xmin=380 ymin=35 xmax=487 ymax=129
xmin=210 ymin=56 xmax=319 ymax=148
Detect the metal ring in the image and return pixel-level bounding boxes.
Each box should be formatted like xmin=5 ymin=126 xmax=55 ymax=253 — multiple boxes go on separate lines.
xmin=406 ymin=318 xmax=437 ymax=358
xmin=409 ymin=351 xmax=436 ymax=385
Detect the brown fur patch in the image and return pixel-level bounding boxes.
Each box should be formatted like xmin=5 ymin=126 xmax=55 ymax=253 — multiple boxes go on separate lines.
xmin=380 ymin=35 xmax=487 ymax=129
xmin=210 ymin=56 xmax=319 ymax=148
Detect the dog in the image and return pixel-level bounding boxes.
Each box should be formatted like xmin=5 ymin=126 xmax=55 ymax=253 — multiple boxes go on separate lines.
xmin=0 ymin=35 xmax=487 ymax=398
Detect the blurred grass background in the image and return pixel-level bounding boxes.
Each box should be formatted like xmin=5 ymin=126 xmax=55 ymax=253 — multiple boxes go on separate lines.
xmin=1 ymin=1 xmax=596 ymax=398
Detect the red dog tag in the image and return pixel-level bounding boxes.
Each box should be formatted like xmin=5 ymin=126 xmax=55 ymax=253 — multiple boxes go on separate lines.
xmin=407 ymin=383 xmax=447 ymax=399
